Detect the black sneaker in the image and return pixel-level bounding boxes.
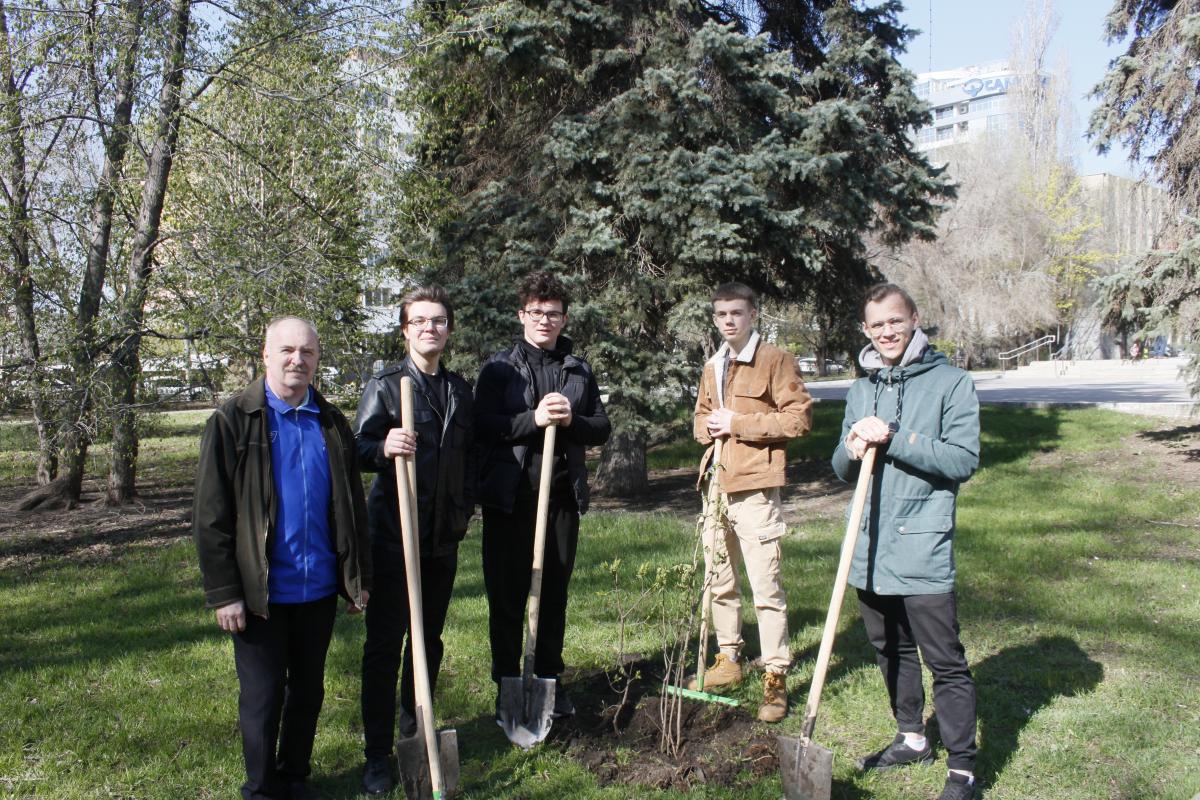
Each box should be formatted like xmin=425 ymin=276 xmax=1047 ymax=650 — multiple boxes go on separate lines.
xmin=938 ymin=771 xmax=976 ymax=800
xmin=552 ymin=684 xmax=575 ymax=719
xmin=361 ymin=756 xmax=394 ymax=795
xmin=857 ymin=733 xmax=934 ymax=771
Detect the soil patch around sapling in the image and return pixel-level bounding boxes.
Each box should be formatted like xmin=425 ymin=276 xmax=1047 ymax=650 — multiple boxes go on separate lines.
xmin=549 ymin=658 xmax=778 ymax=791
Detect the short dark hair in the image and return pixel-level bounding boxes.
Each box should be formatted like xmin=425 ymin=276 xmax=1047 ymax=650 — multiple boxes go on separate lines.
xmin=862 ymin=282 xmax=917 ymax=320
xmin=711 ymin=282 xmax=758 ymax=309
xmin=400 ymin=284 xmax=454 ymax=330
xmin=518 ymin=272 xmax=570 ymax=315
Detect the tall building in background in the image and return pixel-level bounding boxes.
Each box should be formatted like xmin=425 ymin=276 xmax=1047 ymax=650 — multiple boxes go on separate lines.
xmin=344 ymin=48 xmax=414 ymax=337
xmin=1079 ymin=172 xmax=1171 ymax=257
xmin=912 ymin=61 xmax=1017 ymax=152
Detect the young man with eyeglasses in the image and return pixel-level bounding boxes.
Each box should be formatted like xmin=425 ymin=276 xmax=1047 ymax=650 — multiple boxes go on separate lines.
xmin=352 ymin=285 xmax=475 ymax=795
xmin=690 ymin=282 xmax=813 ymax=722
xmin=474 ymin=271 xmax=610 ymax=720
xmin=832 ymin=283 xmax=981 ymax=800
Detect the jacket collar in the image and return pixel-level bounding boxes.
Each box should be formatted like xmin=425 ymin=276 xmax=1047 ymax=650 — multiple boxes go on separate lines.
xmin=237 ymin=376 xmax=330 ymax=419
xmin=510 ymin=334 xmax=583 ymax=370
xmin=400 ymin=355 xmax=470 ymax=436
xmin=400 ymin=355 xmax=439 ymax=391
xmin=710 ymin=330 xmax=761 ymax=366
xmin=237 ymin=377 xmax=268 ymax=413
xmin=709 ymin=331 xmax=761 ymax=408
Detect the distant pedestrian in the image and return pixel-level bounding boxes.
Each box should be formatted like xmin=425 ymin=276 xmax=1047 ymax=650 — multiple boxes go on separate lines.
xmin=689 ymin=282 xmax=813 ymax=722
xmin=832 ymin=283 xmax=980 ymax=800
xmin=192 ymin=316 xmax=371 ymax=800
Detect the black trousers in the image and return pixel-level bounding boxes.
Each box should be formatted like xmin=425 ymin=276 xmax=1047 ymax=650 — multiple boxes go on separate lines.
xmin=231 ymin=594 xmax=337 ymax=800
xmin=361 ymin=544 xmax=458 ymax=759
xmin=857 ymin=589 xmax=978 ymax=771
xmin=482 ymin=485 xmax=579 ymax=683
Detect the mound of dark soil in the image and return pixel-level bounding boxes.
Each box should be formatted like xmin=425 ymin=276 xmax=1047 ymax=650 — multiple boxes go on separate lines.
xmin=550 ymin=659 xmax=778 ymax=791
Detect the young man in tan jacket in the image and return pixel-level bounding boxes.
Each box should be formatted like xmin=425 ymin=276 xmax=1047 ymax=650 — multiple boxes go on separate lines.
xmin=689 ymin=282 xmax=813 ymax=722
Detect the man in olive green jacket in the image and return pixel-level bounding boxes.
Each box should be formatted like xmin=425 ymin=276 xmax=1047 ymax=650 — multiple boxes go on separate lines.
xmin=832 ymin=284 xmax=980 ymax=800
xmin=690 ymin=282 xmax=812 ymax=723
xmin=193 ymin=316 xmax=371 ymax=800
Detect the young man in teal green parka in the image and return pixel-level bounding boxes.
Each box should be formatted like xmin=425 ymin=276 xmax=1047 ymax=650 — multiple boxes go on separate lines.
xmin=832 ymin=283 xmax=981 ymax=800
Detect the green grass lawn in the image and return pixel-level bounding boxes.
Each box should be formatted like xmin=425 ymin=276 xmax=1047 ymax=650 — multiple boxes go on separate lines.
xmin=1 ymin=405 xmax=1198 ymax=799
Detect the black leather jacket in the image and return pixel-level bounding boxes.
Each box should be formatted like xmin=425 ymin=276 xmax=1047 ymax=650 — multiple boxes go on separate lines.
xmin=353 ymin=358 xmax=475 ymax=556
xmin=474 ymin=337 xmax=610 ymax=514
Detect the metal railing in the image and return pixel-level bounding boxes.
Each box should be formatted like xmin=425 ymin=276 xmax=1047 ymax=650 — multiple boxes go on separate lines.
xmin=998 ymin=334 xmax=1057 ymax=370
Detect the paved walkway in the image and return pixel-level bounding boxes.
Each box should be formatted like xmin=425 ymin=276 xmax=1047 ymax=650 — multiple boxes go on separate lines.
xmin=806 ymin=357 xmax=1197 ymax=418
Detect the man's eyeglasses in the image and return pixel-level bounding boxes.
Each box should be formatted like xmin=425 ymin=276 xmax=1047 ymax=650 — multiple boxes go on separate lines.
xmin=865 ymin=317 xmax=912 ymax=335
xmin=406 ymin=316 xmax=449 ymax=330
xmin=521 ymin=309 xmax=564 ymax=324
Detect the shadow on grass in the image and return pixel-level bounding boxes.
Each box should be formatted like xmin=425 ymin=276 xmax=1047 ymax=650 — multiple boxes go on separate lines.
xmin=967 ymin=635 xmax=1102 ymax=789
xmin=1137 ymin=422 xmax=1200 ymax=442
xmin=784 ymin=610 xmax=875 ymax=718
xmin=976 ymin=406 xmax=1065 ymax=470
xmin=1137 ymin=422 xmax=1200 ymax=461
xmin=0 ymin=573 xmax=213 ymax=674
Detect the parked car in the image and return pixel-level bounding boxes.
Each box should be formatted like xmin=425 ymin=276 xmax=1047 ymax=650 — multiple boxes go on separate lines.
xmin=796 ymin=357 xmax=848 ymax=376
xmin=146 ymin=377 xmax=208 ymax=402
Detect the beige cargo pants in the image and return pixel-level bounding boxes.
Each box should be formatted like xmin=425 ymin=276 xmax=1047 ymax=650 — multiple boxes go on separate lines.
xmin=702 ymin=485 xmax=790 ymax=674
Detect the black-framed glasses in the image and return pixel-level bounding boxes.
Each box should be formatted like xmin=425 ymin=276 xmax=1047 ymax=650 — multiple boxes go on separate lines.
xmin=521 ymin=308 xmax=564 ymax=324
xmin=407 ymin=316 xmax=449 ymax=330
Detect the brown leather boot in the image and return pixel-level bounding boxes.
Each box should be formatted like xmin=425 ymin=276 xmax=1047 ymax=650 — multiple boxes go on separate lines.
xmin=757 ymin=671 xmax=787 ymax=722
xmin=686 ymin=653 xmax=743 ymax=691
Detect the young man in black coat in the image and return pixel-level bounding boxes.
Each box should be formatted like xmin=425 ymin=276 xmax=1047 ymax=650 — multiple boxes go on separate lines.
xmin=474 ymin=272 xmax=610 ymax=718
xmin=353 ymin=286 xmax=474 ymax=795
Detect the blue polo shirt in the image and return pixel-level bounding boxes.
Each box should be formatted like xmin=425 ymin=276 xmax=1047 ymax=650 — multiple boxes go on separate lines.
xmin=265 ymin=383 xmax=337 ymax=604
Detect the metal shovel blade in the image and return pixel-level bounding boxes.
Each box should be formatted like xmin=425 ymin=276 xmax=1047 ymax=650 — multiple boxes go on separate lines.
xmin=397 ymin=727 xmax=460 ymax=800
xmin=497 ymin=675 xmax=555 ymax=749
xmin=778 ymin=734 xmax=833 ymax=800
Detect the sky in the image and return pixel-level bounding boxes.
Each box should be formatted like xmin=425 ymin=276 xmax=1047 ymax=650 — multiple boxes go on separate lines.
xmin=895 ymin=0 xmax=1136 ymax=178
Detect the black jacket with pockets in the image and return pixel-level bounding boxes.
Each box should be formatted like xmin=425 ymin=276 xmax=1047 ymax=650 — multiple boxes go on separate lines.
xmin=353 ymin=358 xmax=476 ymax=556
xmin=473 ymin=337 xmax=610 ymax=514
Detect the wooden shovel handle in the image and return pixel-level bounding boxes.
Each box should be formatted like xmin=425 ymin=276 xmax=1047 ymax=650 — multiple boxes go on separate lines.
xmin=695 ymin=438 xmax=723 ymax=689
xmin=396 ymin=376 xmax=445 ymax=795
xmin=800 ymin=445 xmax=878 ymax=741
xmin=522 ymin=423 xmax=558 ymax=685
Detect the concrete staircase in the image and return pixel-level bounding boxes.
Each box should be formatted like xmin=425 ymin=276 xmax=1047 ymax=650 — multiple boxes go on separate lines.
xmin=1007 ymin=356 xmax=1189 ymax=382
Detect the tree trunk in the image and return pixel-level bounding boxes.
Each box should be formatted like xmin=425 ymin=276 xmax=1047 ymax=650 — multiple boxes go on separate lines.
xmin=60 ymin=0 xmax=146 ymax=504
xmin=107 ymin=0 xmax=191 ymax=504
xmin=0 ymin=0 xmax=57 ymax=484
xmin=595 ymin=427 xmax=649 ymax=497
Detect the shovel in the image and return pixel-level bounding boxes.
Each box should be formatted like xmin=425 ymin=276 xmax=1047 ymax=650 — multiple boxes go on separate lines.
xmin=779 ymin=445 xmax=878 ymax=800
xmin=497 ymin=423 xmax=558 ymax=748
xmin=665 ymin=438 xmax=739 ymax=707
xmin=394 ymin=376 xmax=459 ymax=799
